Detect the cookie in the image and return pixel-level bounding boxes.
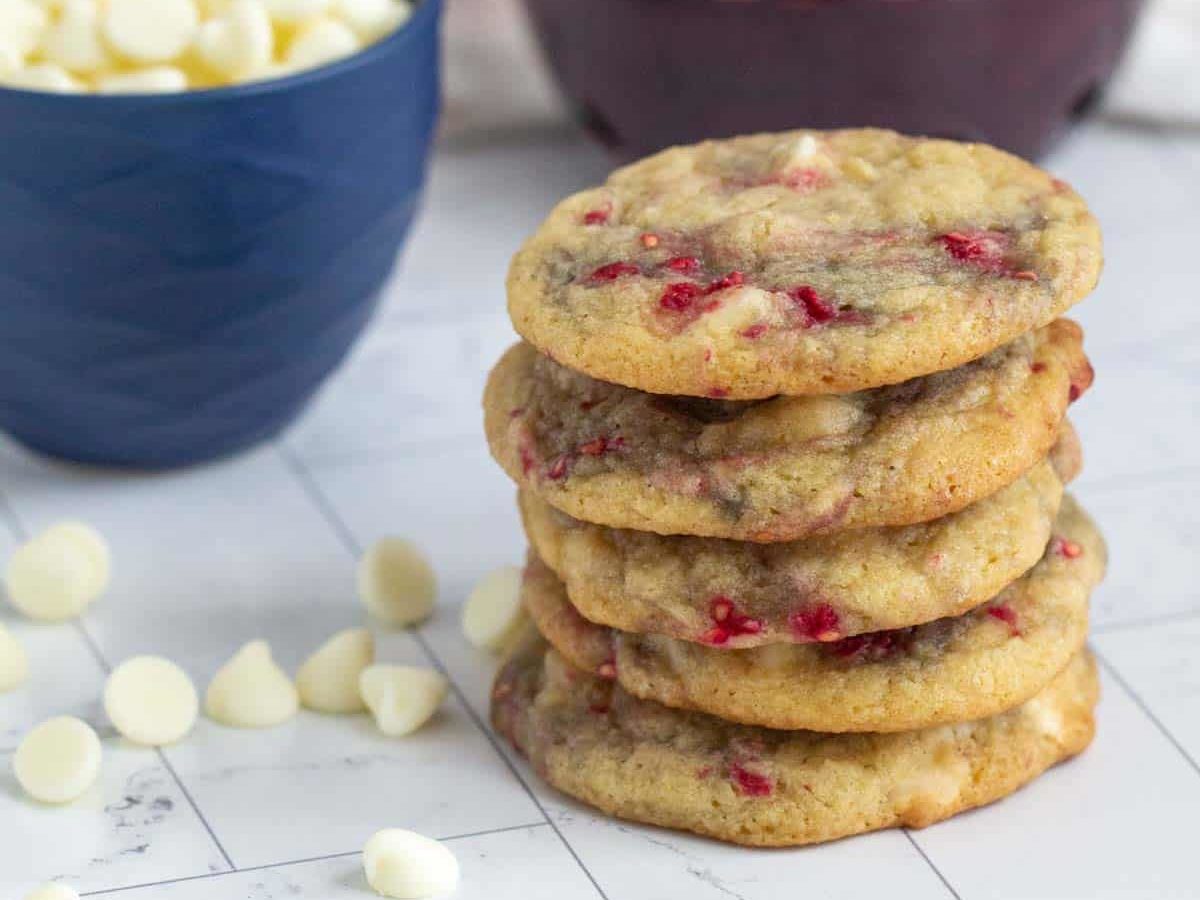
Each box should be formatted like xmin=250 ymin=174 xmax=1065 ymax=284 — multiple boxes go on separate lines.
xmin=523 ymin=495 xmax=1104 ymax=733
xmin=507 ymin=129 xmax=1101 ymax=399
xmin=492 ymin=641 xmax=1098 ymax=847
xmin=485 ymin=319 xmax=1091 ymax=541
xmin=520 ymin=427 xmax=1078 ymax=644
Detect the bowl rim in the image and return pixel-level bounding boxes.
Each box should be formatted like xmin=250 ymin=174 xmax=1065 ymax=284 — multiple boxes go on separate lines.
xmin=0 ymin=0 xmax=441 ymax=104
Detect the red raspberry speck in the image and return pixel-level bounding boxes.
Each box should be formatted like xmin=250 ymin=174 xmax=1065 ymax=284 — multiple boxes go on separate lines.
xmin=780 ymin=168 xmax=825 ymax=191
xmin=578 ymin=435 xmax=626 ymax=456
xmin=740 ymin=323 xmax=769 ymax=340
xmin=790 ymin=604 xmax=841 ymax=642
xmin=589 ymin=261 xmax=640 ymax=283
xmin=707 ymin=387 xmax=730 ymax=399
xmin=730 ymin=763 xmax=773 ymax=797
xmin=660 ymin=281 xmax=704 ymax=311
xmin=938 ymin=230 xmax=1019 ymax=276
xmin=546 ymin=455 xmax=571 ymax=481
xmin=1031 ymin=362 xmax=1047 ymax=374
xmin=666 ymin=256 xmax=700 ymax=273
xmin=519 ymin=445 xmax=536 ymax=476
xmin=789 ymin=285 xmax=837 ymax=324
xmin=987 ymin=604 xmax=1021 ymax=636
xmin=583 ymin=205 xmax=611 ymax=225
xmin=1052 ymin=536 xmax=1083 ymax=559
xmin=828 ymin=630 xmax=907 ymax=661
xmin=706 ymin=271 xmax=745 ymax=294
xmin=702 ymin=596 xmax=763 ymax=645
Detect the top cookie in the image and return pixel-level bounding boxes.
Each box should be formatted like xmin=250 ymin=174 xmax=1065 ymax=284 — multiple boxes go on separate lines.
xmin=508 ymin=129 xmax=1101 ymax=399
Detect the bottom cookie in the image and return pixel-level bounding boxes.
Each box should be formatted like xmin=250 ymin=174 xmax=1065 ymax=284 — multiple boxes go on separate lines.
xmin=492 ymin=642 xmax=1097 ymax=848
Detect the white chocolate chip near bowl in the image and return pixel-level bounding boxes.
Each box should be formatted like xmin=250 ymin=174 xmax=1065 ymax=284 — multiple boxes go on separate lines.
xmin=0 ymin=0 xmax=415 ymax=93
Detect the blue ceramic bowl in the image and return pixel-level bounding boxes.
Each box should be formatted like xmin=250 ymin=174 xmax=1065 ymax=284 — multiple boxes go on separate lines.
xmin=0 ymin=0 xmax=441 ymax=468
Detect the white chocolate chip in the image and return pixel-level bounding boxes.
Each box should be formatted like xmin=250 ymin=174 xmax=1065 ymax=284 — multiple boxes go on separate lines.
xmin=0 ymin=63 xmax=83 ymax=93
xmin=358 ymin=538 xmax=436 ymax=627
xmin=0 ymin=623 xmax=29 ymax=692
xmin=5 ymin=521 xmax=110 ymax=622
xmin=104 ymin=655 xmax=198 ymax=746
xmin=0 ymin=0 xmax=48 ymax=59
xmin=297 ymin=627 xmax=374 ymax=714
xmin=286 ymin=17 xmax=359 ymax=71
xmin=103 ymin=0 xmax=200 ymax=64
xmin=359 ymin=664 xmax=447 ymax=737
xmin=194 ymin=0 xmax=273 ymax=78
xmin=1023 ymin=693 xmax=1065 ymax=742
xmin=769 ymin=133 xmax=821 ymax=172
xmin=97 ymin=67 xmax=188 ymax=93
xmin=24 ymin=884 xmax=80 ymax=900
xmin=333 ymin=0 xmax=409 ymax=41
xmin=204 ymin=640 xmax=298 ymax=728
xmin=40 ymin=0 xmax=112 ymax=74
xmin=363 ymin=828 xmax=459 ymax=899
xmin=13 ymin=716 xmax=102 ymax=804
xmin=461 ymin=566 xmax=525 ymax=653
xmin=261 ymin=0 xmax=332 ymax=23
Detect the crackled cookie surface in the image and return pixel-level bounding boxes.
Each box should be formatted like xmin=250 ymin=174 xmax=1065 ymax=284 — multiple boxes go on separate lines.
xmin=524 ymin=496 xmax=1104 ymax=732
xmin=507 ymin=129 xmax=1101 ymax=399
xmin=492 ymin=642 xmax=1097 ymax=847
xmin=486 ymin=320 xmax=1091 ymax=541
xmin=521 ymin=430 xmax=1077 ymax=644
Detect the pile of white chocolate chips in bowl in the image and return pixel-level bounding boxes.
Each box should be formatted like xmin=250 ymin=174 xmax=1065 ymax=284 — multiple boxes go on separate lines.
xmin=0 ymin=0 xmax=413 ymax=94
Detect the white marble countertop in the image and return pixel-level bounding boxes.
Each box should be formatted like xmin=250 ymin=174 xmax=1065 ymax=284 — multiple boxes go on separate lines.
xmin=2 ymin=100 xmax=1200 ymax=900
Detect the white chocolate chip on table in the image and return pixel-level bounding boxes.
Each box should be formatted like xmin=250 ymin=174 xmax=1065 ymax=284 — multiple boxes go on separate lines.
xmin=358 ymin=537 xmax=437 ymax=627
xmin=13 ymin=716 xmax=102 ymax=804
xmin=24 ymin=884 xmax=81 ymax=900
xmin=0 ymin=622 xmax=30 ymax=692
xmin=205 ymin=640 xmax=299 ymax=728
xmin=363 ymin=828 xmax=459 ymax=899
xmin=461 ymin=565 xmax=526 ymax=652
xmin=104 ymin=655 xmax=199 ymax=745
xmin=359 ymin=664 xmax=447 ymax=737
xmin=297 ymin=627 xmax=374 ymax=714
xmin=5 ymin=521 xmax=111 ymax=623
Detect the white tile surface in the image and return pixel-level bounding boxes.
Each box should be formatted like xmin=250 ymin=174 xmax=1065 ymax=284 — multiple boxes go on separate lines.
xmin=1 ymin=111 xmax=1199 ymax=898
xmin=910 ymin=664 xmax=1200 ymax=900
xmin=85 ymin=824 xmax=598 ymax=899
xmin=1 ymin=742 xmax=229 ymax=896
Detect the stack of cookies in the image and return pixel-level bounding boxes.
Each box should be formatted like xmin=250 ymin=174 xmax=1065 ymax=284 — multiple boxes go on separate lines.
xmin=483 ymin=129 xmax=1105 ymax=847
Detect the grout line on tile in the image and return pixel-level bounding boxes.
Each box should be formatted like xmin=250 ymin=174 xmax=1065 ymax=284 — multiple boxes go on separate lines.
xmin=155 ymin=747 xmax=238 ymax=872
xmin=902 ymin=830 xmax=962 ymax=900
xmin=1093 ymin=650 xmax=1200 ymax=779
xmin=284 ymin=433 xmax=484 ymax=473
xmin=277 ymin=443 xmax=610 ymax=900
xmin=73 ymin=609 xmax=238 ymax=873
xmin=1092 ymin=607 xmax=1200 ymax=636
xmin=78 ymin=822 xmax=552 ymax=896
